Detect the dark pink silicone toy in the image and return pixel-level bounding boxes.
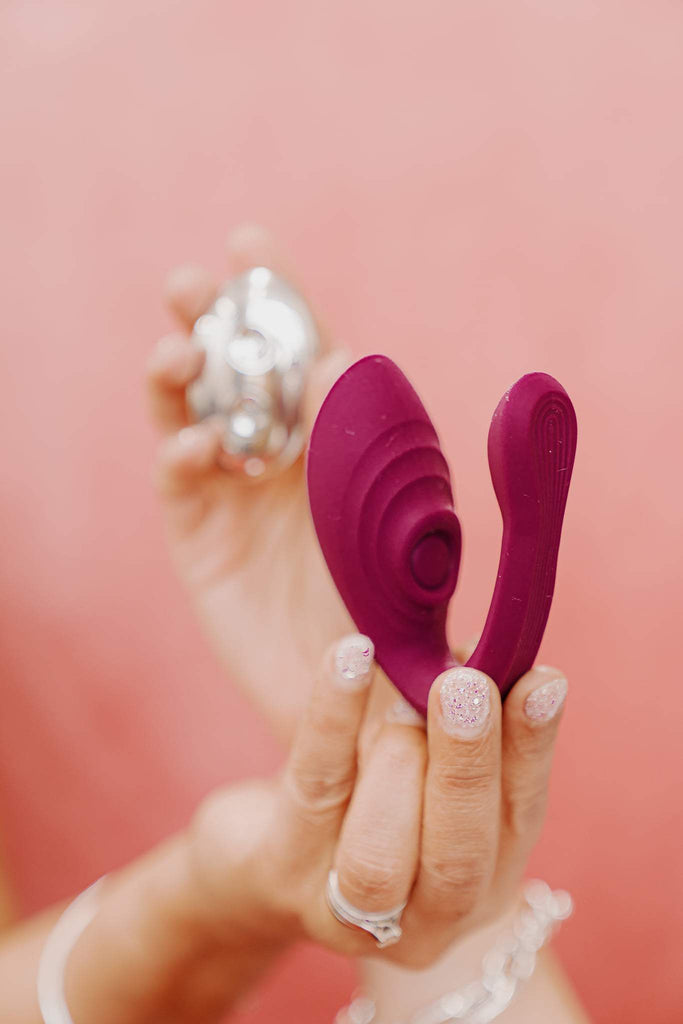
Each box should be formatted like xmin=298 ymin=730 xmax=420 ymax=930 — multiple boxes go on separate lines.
xmin=307 ymin=355 xmax=577 ymax=715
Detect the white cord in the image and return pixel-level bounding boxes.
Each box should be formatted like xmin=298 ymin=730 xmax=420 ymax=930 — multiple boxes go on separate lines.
xmin=37 ymin=878 xmax=106 ymax=1024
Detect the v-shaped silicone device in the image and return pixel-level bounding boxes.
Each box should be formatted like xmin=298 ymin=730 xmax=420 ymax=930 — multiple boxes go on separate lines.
xmin=307 ymin=355 xmax=577 ymax=715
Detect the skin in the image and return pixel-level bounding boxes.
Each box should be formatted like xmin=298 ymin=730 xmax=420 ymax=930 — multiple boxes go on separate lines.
xmin=0 ymin=227 xmax=589 ymax=1023
xmin=144 ymin=223 xmax=574 ymax=959
xmin=60 ymin=642 xmax=581 ymax=1024
xmin=143 ymin=225 xmax=587 ymax=1017
xmin=188 ymin=650 xmax=570 ymax=967
xmin=147 ymin=225 xmax=354 ymax=741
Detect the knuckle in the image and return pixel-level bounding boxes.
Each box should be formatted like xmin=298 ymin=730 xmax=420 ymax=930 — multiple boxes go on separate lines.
xmin=188 ymin=781 xmax=275 ymax=900
xmin=190 ymin=782 xmax=272 ymax=858
xmin=190 ymin=787 xmax=225 ymax=848
xmin=338 ymin=849 xmax=405 ymax=908
xmin=419 ymin=851 xmax=487 ymax=917
xmin=283 ymin=763 xmax=355 ymax=821
xmin=309 ymin=703 xmax=347 ymax=743
xmin=431 ymin=759 xmax=496 ymax=798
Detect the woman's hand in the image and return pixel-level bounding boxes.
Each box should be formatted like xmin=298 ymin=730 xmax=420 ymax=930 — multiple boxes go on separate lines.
xmin=146 ymin=225 xmax=352 ymax=740
xmin=62 ymin=635 xmax=568 ymax=1024
xmin=190 ymin=634 xmax=569 ymax=969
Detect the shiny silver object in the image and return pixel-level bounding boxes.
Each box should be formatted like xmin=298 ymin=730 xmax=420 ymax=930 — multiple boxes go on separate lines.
xmin=326 ymin=869 xmax=406 ymax=949
xmin=188 ymin=266 xmax=320 ymax=478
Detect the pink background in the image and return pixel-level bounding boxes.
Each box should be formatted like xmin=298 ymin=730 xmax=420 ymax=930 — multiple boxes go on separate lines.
xmin=1 ymin=2 xmax=682 ymax=1021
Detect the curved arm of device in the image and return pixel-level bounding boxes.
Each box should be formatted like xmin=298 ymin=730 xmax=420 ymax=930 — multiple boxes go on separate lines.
xmin=466 ymin=373 xmax=577 ymax=698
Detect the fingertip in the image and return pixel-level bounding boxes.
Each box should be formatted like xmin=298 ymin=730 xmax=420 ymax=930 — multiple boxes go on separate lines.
xmin=176 ymin=420 xmax=221 ymax=456
xmin=324 ymin=633 xmax=375 ymax=695
xmin=429 ymin=666 xmax=500 ymax=741
xmin=524 ymin=670 xmax=568 ymax=726
xmin=147 ymin=333 xmax=204 ymax=387
xmin=164 ymin=264 xmax=217 ymax=327
xmin=506 ymin=665 xmax=568 ymax=727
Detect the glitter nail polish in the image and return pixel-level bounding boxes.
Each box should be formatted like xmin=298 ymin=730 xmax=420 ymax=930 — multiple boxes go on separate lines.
xmin=440 ymin=667 xmax=491 ymax=737
xmin=333 ymin=634 xmax=374 ymax=691
xmin=524 ymin=677 xmax=567 ymax=722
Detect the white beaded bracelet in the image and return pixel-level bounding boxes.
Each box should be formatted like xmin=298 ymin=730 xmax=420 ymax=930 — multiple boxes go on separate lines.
xmin=335 ymin=880 xmax=574 ymax=1024
xmin=37 ymin=878 xmax=106 ymax=1024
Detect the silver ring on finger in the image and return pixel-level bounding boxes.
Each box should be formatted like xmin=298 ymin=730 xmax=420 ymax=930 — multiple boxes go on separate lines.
xmin=187 ymin=267 xmax=320 ymax=480
xmin=326 ymin=869 xmax=407 ymax=949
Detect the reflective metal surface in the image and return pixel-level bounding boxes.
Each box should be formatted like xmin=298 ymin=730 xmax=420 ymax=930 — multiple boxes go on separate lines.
xmin=188 ymin=266 xmax=319 ymax=478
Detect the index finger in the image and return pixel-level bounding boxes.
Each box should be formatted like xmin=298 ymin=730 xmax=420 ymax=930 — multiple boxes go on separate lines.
xmin=281 ymin=634 xmax=374 ymax=849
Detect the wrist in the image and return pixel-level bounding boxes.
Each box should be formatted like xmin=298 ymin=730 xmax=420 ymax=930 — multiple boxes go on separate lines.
xmin=64 ymin=818 xmax=290 ymax=1024
xmin=357 ymin=884 xmax=576 ymax=1024
xmin=359 ymin=899 xmax=520 ymax=1014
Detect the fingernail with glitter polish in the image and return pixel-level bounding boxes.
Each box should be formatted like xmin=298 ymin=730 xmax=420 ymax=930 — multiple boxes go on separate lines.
xmin=439 ymin=667 xmax=491 ymax=737
xmin=332 ymin=634 xmax=374 ymax=691
xmin=386 ymin=696 xmax=425 ymax=728
xmin=524 ymin=676 xmax=568 ymax=722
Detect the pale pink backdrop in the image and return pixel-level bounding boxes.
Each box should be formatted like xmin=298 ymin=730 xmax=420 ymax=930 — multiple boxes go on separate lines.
xmin=1 ymin=2 xmax=682 ymax=1021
